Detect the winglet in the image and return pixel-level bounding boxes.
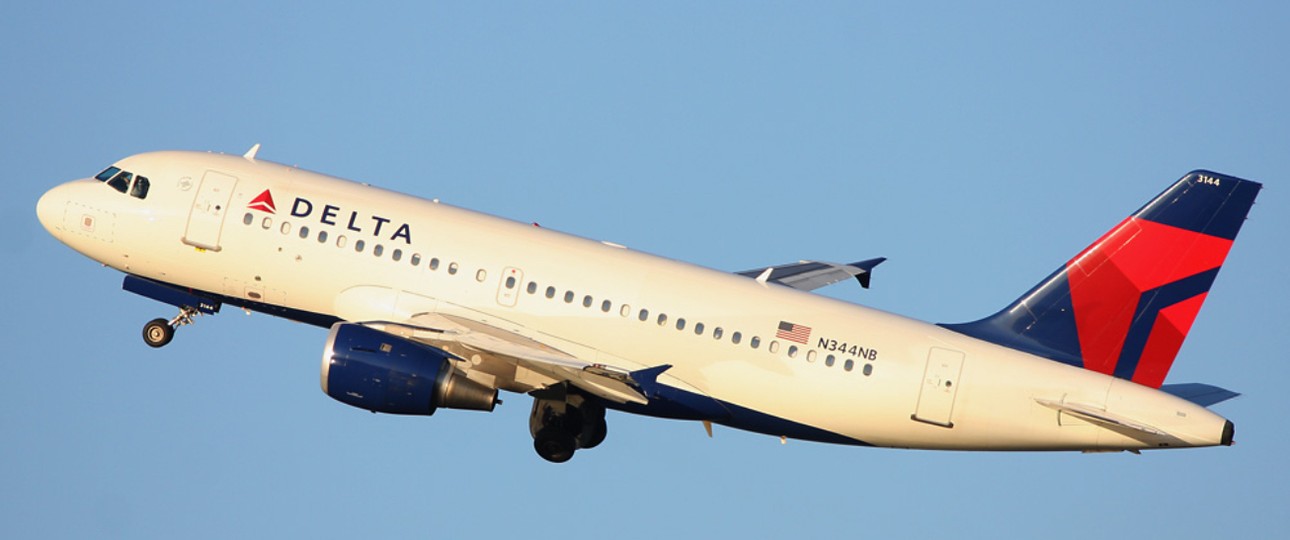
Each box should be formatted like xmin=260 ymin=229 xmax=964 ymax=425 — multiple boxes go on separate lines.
xmin=850 ymin=257 xmax=887 ymax=289
xmin=243 ymin=143 xmax=261 ymax=160
xmin=755 ymin=267 xmax=774 ymax=284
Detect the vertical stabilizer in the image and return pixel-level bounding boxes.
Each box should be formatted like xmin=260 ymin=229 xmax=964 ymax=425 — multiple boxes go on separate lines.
xmin=942 ymin=171 xmax=1261 ymax=388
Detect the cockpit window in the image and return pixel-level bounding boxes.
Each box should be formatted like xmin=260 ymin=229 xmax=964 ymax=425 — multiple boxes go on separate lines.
xmin=106 ymin=171 xmax=132 ymax=194
xmin=129 ymin=176 xmax=150 ymax=199
xmin=95 ymin=166 xmax=121 ymax=182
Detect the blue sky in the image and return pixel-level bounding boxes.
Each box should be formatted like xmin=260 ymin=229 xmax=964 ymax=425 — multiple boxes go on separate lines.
xmin=4 ymin=2 xmax=1288 ymax=538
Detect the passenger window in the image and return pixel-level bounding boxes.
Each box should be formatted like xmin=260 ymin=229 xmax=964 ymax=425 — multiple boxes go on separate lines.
xmin=769 ymin=341 xmax=780 ymax=353
xmin=318 ymin=230 xmax=328 ymax=243
xmin=430 ymin=258 xmax=440 ymax=270
xmin=506 ymin=276 xmax=517 ymax=289
xmin=806 ymin=350 xmax=817 ymax=363
xmin=639 ymin=309 xmax=649 ymax=321
xmin=582 ymin=295 xmax=593 ymax=308
xmin=527 ymin=282 xmax=537 ymax=294
xmin=281 ymin=222 xmax=292 ymax=235
xmin=676 ymin=318 xmax=686 ymax=331
xmin=731 ymin=331 xmax=742 ymax=344
xmin=844 ymin=359 xmax=855 ymax=372
xmin=243 ymin=213 xmax=254 ymax=226
xmin=411 ymin=253 xmax=421 ymax=266
xmin=564 ymin=291 xmax=575 ymax=303
xmin=355 ymin=239 xmax=366 ymax=253
xmin=476 ymin=269 xmax=486 ymax=281
xmin=657 ymin=313 xmax=668 ymax=326
xmin=620 ymin=304 xmax=631 ymax=317
xmin=129 ymin=176 xmax=150 ymax=199
xmin=694 ymin=323 xmax=704 ymax=335
xmin=95 ymin=166 xmax=121 ymax=181
xmin=448 ymin=262 xmax=458 ymax=274
xmin=712 ymin=327 xmax=723 ymax=340
xmin=863 ymin=364 xmax=873 ymax=376
xmin=788 ymin=345 xmax=798 ymax=358
xmin=750 ymin=336 xmax=761 ymax=349
xmin=825 ymin=354 xmax=836 ymax=367
xmin=546 ymin=286 xmax=556 ymax=299
xmin=299 ymin=226 xmax=310 ymax=239
xmin=374 ymin=245 xmax=385 ymax=257
xmin=261 ymin=217 xmax=272 ymax=229
xmin=393 ymin=249 xmax=403 ymax=262
xmin=336 ymin=235 xmax=347 ymax=248
xmin=107 ymin=171 xmax=132 ymax=193
xmin=601 ymin=300 xmax=612 ymax=312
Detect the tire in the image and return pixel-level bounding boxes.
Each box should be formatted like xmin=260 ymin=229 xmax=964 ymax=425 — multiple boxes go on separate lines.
xmin=142 ymin=318 xmax=174 ymax=348
xmin=578 ymin=417 xmax=608 ymax=450
xmin=533 ymin=427 xmax=577 ymax=463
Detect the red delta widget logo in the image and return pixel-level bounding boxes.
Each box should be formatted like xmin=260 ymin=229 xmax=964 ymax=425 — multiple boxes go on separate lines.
xmin=247 ymin=189 xmax=277 ymax=213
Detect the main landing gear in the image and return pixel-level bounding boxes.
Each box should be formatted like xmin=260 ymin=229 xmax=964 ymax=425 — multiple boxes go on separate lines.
xmin=142 ymin=306 xmax=200 ymax=348
xmin=529 ymin=387 xmax=608 ymax=463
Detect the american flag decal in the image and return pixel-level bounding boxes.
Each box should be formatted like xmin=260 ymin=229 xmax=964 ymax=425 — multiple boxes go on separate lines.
xmin=776 ymin=321 xmax=811 ymax=344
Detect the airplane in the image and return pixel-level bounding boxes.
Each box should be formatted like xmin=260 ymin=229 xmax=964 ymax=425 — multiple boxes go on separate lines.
xmin=35 ymin=145 xmax=1261 ymax=462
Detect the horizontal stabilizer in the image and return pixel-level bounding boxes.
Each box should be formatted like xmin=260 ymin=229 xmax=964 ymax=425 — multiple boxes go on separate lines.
xmin=736 ymin=257 xmax=886 ymax=291
xmin=1160 ymin=383 xmax=1240 ymax=407
xmin=1034 ymin=398 xmax=1177 ymax=442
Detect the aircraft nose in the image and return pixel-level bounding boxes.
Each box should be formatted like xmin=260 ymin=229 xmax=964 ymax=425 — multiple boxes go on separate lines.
xmin=36 ymin=183 xmax=71 ymax=234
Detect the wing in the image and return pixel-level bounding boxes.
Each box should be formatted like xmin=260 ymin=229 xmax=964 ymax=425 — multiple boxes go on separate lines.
xmin=735 ymin=257 xmax=886 ymax=291
xmin=358 ymin=313 xmax=657 ymax=405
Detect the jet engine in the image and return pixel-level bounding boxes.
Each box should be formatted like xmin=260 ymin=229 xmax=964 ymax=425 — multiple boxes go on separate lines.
xmin=321 ymin=323 xmax=497 ymax=415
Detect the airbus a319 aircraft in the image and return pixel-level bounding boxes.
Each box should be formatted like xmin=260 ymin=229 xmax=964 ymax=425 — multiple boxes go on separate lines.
xmin=36 ymin=146 xmax=1260 ymax=462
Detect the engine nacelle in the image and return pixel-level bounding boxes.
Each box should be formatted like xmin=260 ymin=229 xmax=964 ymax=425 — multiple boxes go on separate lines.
xmin=321 ymin=323 xmax=497 ymax=415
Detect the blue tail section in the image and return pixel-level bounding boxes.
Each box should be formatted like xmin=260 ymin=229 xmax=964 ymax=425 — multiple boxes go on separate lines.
xmin=941 ymin=171 xmax=1260 ymax=388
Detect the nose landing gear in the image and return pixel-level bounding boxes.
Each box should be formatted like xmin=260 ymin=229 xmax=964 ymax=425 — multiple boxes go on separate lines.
xmin=142 ymin=306 xmax=200 ymax=348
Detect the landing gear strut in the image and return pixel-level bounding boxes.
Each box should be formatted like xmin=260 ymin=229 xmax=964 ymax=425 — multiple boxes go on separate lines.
xmin=529 ymin=387 xmax=607 ymax=463
xmin=142 ymin=306 xmax=199 ymax=348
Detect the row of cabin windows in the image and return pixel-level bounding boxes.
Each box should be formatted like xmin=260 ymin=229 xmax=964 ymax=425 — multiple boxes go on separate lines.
xmin=242 ymin=212 xmax=874 ymax=376
xmin=242 ymin=213 xmax=460 ymax=275
xmin=515 ymin=276 xmax=874 ymax=376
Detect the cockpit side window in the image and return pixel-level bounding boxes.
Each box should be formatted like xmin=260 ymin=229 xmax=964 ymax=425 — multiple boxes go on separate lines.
xmin=129 ymin=176 xmax=150 ymax=199
xmin=106 ymin=171 xmax=132 ymax=194
xmin=95 ymin=166 xmax=121 ymax=182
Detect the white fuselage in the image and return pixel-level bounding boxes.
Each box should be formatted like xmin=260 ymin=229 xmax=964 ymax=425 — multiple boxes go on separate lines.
xmin=36 ymin=151 xmax=1231 ymax=451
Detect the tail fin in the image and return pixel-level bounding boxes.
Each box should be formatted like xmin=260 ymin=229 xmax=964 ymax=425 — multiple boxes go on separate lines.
xmin=942 ymin=170 xmax=1261 ymax=388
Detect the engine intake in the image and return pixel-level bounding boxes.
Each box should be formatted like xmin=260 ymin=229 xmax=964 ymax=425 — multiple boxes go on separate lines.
xmin=321 ymin=323 xmax=497 ymax=415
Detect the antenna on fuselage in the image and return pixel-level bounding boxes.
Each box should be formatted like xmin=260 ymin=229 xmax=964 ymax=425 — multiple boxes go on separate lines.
xmin=243 ymin=143 xmax=262 ymax=160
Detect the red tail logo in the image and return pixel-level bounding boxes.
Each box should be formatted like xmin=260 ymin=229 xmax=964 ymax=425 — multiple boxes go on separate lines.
xmin=248 ymin=189 xmax=277 ymax=214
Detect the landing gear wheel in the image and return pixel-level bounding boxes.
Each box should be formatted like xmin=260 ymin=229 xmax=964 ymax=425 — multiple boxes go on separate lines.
xmin=534 ymin=427 xmax=577 ymax=463
xmin=142 ymin=318 xmax=175 ymax=348
xmin=578 ymin=416 xmax=608 ymax=449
